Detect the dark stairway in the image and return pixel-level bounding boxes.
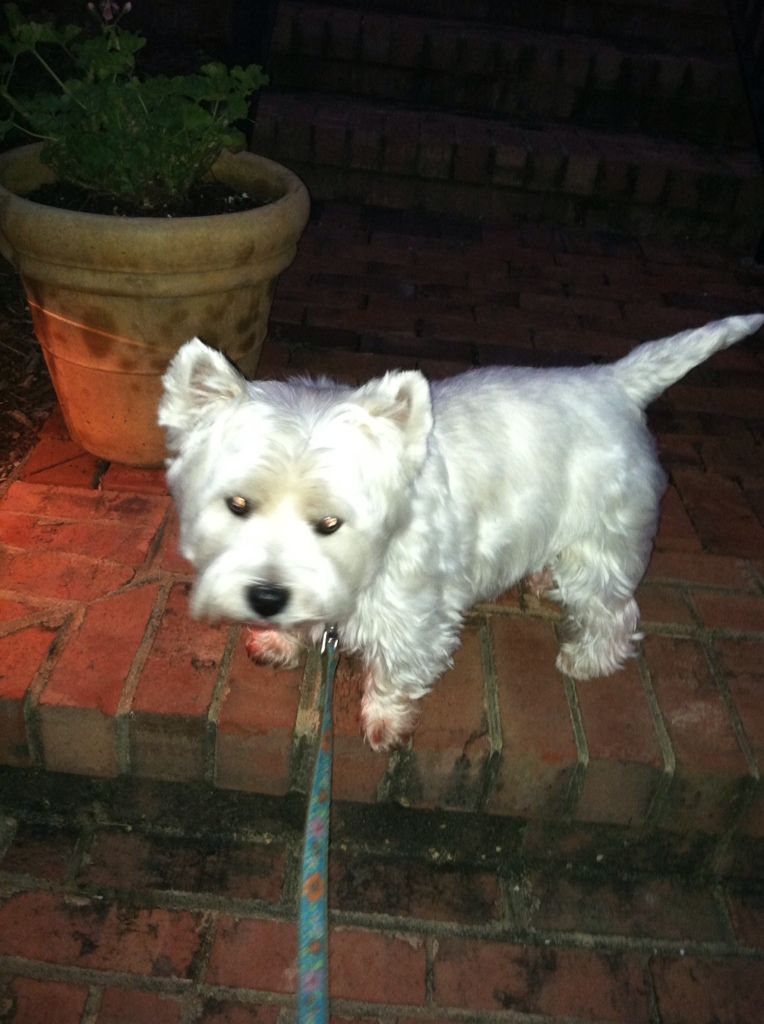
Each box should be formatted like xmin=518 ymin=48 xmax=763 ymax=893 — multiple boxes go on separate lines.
xmin=249 ymin=0 xmax=763 ymax=247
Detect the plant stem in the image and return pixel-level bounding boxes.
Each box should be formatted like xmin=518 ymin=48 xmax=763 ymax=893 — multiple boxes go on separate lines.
xmin=0 ymin=85 xmax=56 ymax=141
xmin=29 ymin=44 xmax=87 ymax=111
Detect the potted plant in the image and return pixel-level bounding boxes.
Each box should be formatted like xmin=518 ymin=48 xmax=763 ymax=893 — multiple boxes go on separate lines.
xmin=0 ymin=1 xmax=309 ymax=466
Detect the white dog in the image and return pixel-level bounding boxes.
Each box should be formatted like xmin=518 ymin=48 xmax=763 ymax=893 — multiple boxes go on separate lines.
xmin=159 ymin=314 xmax=763 ymax=751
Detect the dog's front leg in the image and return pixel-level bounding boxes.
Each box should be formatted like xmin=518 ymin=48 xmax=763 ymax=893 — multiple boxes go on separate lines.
xmin=358 ymin=616 xmax=459 ymax=752
xmin=360 ymin=664 xmax=423 ymax=752
xmin=349 ymin=551 xmax=465 ymax=751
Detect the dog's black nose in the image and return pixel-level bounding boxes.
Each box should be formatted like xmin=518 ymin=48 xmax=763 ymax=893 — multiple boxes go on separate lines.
xmin=247 ymin=583 xmax=290 ymax=618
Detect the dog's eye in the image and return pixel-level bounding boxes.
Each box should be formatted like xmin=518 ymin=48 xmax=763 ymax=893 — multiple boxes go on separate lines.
xmin=226 ymin=495 xmax=252 ymax=517
xmin=314 ymin=515 xmax=343 ymax=535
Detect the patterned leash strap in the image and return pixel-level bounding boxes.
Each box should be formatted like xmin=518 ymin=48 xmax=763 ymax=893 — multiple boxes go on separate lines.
xmin=297 ymin=625 xmax=340 ymax=1024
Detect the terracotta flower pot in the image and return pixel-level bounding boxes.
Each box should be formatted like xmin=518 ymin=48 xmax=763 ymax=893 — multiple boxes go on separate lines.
xmin=0 ymin=143 xmax=310 ymax=466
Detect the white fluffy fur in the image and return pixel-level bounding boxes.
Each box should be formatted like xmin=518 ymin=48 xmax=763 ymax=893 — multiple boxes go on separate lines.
xmin=159 ymin=314 xmax=763 ymax=751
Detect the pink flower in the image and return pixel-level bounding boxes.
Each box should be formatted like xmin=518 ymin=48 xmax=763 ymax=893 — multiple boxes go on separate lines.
xmin=97 ymin=0 xmax=130 ymax=21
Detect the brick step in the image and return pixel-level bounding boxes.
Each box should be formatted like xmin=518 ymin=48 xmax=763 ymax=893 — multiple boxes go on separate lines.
xmin=271 ymin=2 xmax=751 ymax=149
xmin=251 ymin=92 xmax=763 ymax=245
xmin=308 ymin=0 xmax=731 ymax=52
xmin=1 ymin=463 xmax=763 ymax=876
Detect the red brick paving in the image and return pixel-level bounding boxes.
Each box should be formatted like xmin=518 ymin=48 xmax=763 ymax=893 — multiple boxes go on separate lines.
xmin=573 ymin=658 xmax=664 ymax=827
xmin=486 ymin=615 xmax=579 ymax=820
xmin=331 ymin=655 xmax=390 ymax=804
xmin=404 ymin=624 xmax=493 ymax=812
xmin=0 ymin=977 xmax=89 ymax=1024
xmin=0 ymin=203 xmax=763 ymax=1020
xmin=0 ymin=890 xmax=203 ymax=976
xmin=645 ymin=635 xmax=753 ymax=834
xmin=215 ymin=639 xmax=304 ymax=796
xmin=96 ymin=988 xmax=184 ymax=1024
xmin=651 ymin=957 xmax=764 ymax=1024
xmin=431 ymin=937 xmax=650 ymax=1019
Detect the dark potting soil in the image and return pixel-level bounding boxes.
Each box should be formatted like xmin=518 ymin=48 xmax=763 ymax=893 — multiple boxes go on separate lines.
xmin=25 ymin=179 xmax=270 ymax=217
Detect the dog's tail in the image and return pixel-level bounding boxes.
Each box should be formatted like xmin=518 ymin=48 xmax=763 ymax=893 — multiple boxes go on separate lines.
xmin=611 ymin=313 xmax=764 ymax=408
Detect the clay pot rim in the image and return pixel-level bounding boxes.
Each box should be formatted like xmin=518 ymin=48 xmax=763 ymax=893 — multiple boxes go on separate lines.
xmin=0 ymin=143 xmax=311 ymax=272
xmin=0 ymin=143 xmax=307 ymax=229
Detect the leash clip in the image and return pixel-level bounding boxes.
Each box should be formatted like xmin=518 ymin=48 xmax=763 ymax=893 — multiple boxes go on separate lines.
xmin=320 ymin=624 xmax=339 ymax=655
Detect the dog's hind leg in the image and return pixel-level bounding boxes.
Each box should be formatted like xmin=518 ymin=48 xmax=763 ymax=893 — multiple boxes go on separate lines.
xmin=551 ymin=529 xmax=652 ymax=680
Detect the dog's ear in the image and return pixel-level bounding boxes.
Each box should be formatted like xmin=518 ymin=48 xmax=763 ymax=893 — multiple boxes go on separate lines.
xmin=351 ymin=370 xmax=433 ymax=465
xmin=158 ymin=338 xmax=247 ymax=450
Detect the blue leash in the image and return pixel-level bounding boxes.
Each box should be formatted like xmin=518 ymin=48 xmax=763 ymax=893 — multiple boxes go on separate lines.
xmin=297 ymin=625 xmax=339 ymax=1023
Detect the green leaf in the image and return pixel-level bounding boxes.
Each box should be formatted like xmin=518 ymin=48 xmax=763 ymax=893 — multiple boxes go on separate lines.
xmin=0 ymin=6 xmax=268 ymax=211
xmin=73 ymin=35 xmax=136 ymax=79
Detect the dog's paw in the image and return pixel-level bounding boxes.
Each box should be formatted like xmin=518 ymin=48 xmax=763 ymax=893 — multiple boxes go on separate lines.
xmin=363 ymin=716 xmax=409 ymax=753
xmin=361 ymin=690 xmax=418 ymax=753
xmin=555 ymin=636 xmax=637 ymax=680
xmin=243 ymin=627 xmax=301 ymax=669
xmin=556 ymin=600 xmax=641 ymax=679
xmin=555 ymin=645 xmax=595 ymax=680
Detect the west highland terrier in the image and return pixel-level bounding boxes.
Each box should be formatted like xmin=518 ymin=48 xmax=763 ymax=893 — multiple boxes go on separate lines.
xmin=159 ymin=313 xmax=763 ymax=751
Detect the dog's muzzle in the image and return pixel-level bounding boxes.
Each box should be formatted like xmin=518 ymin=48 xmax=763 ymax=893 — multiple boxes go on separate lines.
xmin=247 ymin=583 xmax=290 ymax=618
